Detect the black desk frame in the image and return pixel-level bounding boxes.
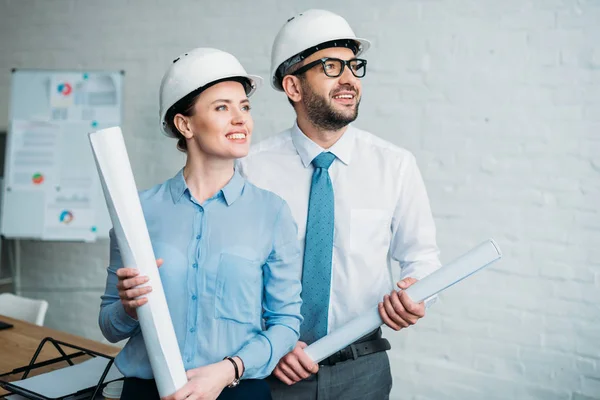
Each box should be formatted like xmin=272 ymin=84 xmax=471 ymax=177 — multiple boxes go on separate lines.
xmin=0 ymin=336 xmax=119 ymax=399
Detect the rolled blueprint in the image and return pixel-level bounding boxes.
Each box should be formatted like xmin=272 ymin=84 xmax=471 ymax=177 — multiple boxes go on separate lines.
xmin=89 ymin=127 xmax=187 ymax=397
xmin=304 ymin=239 xmax=502 ymax=363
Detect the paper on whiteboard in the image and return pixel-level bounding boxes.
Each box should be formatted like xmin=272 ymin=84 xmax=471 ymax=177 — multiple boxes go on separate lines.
xmin=42 ymin=188 xmax=97 ymax=241
xmin=57 ymin=122 xmax=102 ymax=189
xmin=304 ymin=239 xmax=502 ymax=363
xmin=89 ymin=126 xmax=187 ymax=397
xmin=50 ymin=74 xmax=120 ymax=122
xmin=6 ymin=120 xmax=60 ymax=190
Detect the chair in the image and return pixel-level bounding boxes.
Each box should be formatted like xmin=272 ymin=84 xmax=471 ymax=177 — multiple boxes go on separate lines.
xmin=0 ymin=293 xmax=49 ymax=326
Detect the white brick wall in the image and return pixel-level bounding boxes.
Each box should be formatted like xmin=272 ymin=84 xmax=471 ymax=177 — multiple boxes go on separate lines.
xmin=0 ymin=0 xmax=598 ymax=398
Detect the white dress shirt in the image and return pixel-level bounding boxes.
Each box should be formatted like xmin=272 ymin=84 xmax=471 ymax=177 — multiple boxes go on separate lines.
xmin=237 ymin=122 xmax=441 ymax=334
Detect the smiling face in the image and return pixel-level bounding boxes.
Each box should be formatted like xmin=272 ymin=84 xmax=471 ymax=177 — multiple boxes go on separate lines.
xmin=174 ymin=80 xmax=253 ymax=160
xmin=285 ymin=47 xmax=362 ymax=131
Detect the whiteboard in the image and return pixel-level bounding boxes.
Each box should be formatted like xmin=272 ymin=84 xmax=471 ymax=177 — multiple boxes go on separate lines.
xmin=0 ymin=69 xmax=124 ymax=241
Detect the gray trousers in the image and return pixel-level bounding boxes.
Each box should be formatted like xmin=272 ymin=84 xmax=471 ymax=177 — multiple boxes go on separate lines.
xmin=267 ymin=351 xmax=393 ymax=400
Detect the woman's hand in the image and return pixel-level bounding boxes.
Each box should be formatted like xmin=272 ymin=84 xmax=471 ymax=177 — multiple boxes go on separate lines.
xmin=162 ymin=358 xmax=243 ymax=400
xmin=115 ymin=259 xmax=163 ymax=319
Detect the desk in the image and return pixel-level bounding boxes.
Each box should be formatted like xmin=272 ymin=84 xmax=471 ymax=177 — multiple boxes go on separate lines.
xmin=0 ymin=315 xmax=120 ymax=397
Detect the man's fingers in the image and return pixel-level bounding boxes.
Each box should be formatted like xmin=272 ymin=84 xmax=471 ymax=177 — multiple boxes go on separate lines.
xmin=399 ymin=291 xmax=425 ymax=318
xmin=397 ymin=277 xmax=418 ymax=289
xmin=273 ymin=366 xmax=294 ymax=386
xmin=389 ymin=291 xmax=407 ymax=316
xmin=281 ymin=354 xmax=305 ymax=381
xmin=282 ymin=364 xmax=303 ymax=382
xmin=380 ymin=288 xmax=424 ymax=331
xmin=383 ymin=292 xmax=405 ymax=326
xmin=384 ymin=294 xmax=409 ymax=328
xmin=296 ymin=351 xmax=318 ymax=375
xmin=157 ymin=258 xmax=164 ymax=268
xmin=291 ymin=342 xmax=318 ymax=375
xmin=278 ymin=362 xmax=302 ymax=383
xmin=378 ymin=302 xmax=401 ymax=331
xmin=288 ymin=355 xmax=313 ymax=380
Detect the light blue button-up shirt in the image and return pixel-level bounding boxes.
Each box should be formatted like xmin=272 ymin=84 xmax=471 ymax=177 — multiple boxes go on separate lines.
xmin=99 ymin=169 xmax=303 ymax=379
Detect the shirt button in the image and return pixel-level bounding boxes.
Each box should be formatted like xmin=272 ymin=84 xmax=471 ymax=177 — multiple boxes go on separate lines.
xmin=186 ymin=357 xmax=191 ymax=363
xmin=192 ymin=263 xmax=198 ymax=269
xmin=191 ymin=295 xmax=197 ymax=300
xmin=190 ymin=327 xmax=195 ymax=333
xmin=196 ymin=235 xmax=201 ymax=240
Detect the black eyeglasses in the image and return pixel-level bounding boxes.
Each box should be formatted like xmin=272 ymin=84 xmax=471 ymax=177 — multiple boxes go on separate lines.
xmin=291 ymin=57 xmax=367 ymax=78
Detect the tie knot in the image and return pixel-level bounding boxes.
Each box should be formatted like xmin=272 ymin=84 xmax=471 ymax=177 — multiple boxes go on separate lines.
xmin=312 ymin=152 xmax=336 ymax=169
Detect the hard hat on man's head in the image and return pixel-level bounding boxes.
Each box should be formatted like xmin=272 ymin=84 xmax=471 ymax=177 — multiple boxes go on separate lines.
xmin=159 ymin=47 xmax=263 ymax=137
xmin=270 ymin=9 xmax=371 ymax=92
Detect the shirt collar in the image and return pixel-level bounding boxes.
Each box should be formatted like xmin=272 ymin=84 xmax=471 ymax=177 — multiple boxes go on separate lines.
xmin=221 ymin=168 xmax=245 ymax=206
xmin=290 ymin=121 xmax=355 ymax=168
xmin=169 ymin=168 xmax=187 ymax=204
xmin=169 ymin=168 xmax=245 ymax=206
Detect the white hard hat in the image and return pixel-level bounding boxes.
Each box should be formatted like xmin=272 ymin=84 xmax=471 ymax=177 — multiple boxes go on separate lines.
xmin=159 ymin=47 xmax=263 ymax=137
xmin=270 ymin=9 xmax=371 ymax=91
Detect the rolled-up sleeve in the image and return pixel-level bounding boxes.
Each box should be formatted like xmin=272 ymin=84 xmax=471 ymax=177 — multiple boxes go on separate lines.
xmin=98 ymin=229 xmax=140 ymax=342
xmin=390 ymin=153 xmax=442 ymax=307
xmin=236 ymin=200 xmax=303 ymax=379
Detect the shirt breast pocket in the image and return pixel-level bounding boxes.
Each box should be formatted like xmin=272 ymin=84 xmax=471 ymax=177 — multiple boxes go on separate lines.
xmin=214 ymin=253 xmax=263 ymax=324
xmin=349 ymin=209 xmax=391 ymax=252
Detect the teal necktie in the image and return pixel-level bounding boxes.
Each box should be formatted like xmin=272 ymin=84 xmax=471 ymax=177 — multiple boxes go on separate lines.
xmin=300 ymin=151 xmax=336 ymax=345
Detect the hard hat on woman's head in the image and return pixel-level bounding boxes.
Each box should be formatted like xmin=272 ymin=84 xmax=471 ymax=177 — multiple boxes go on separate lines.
xmin=159 ymin=48 xmax=263 ymax=137
xmin=270 ymin=9 xmax=371 ymax=91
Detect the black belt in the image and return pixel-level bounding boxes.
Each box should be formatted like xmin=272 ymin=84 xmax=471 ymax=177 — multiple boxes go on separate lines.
xmin=318 ymin=328 xmax=391 ymax=366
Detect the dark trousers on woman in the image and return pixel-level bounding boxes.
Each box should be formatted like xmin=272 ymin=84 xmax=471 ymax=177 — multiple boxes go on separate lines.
xmin=120 ymin=377 xmax=272 ymax=400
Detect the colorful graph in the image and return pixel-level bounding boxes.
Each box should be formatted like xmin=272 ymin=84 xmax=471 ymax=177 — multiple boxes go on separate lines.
xmin=32 ymin=173 xmax=44 ymax=185
xmin=59 ymin=210 xmax=74 ymax=224
xmin=57 ymin=82 xmax=72 ymax=96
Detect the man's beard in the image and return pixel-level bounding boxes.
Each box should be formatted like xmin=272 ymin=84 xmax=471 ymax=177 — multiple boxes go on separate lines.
xmin=300 ymin=79 xmax=360 ymax=131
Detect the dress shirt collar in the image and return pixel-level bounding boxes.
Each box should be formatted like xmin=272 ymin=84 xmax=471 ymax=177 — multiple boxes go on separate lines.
xmin=290 ymin=121 xmax=355 ymax=168
xmin=169 ymin=167 xmax=245 ymax=206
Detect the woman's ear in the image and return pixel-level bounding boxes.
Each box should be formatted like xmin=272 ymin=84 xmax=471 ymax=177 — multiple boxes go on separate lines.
xmin=173 ymin=114 xmax=194 ymax=139
xmin=282 ymin=75 xmax=302 ymax=103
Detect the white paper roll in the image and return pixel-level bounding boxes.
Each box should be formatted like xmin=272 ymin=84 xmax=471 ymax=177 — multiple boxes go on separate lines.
xmin=304 ymin=239 xmax=502 ymax=363
xmin=89 ymin=127 xmax=187 ymax=397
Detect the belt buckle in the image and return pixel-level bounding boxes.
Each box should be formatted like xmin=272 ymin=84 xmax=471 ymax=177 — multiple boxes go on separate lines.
xmin=339 ymin=346 xmax=357 ymax=363
xmin=322 ymin=344 xmax=360 ymax=367
xmin=349 ymin=344 xmax=359 ymax=360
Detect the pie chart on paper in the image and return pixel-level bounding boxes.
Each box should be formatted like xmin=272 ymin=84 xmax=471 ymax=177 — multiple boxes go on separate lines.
xmin=32 ymin=173 xmax=44 ymax=185
xmin=59 ymin=210 xmax=74 ymax=224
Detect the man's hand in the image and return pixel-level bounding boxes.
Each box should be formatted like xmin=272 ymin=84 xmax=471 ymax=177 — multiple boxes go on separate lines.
xmin=378 ymin=277 xmax=425 ymax=331
xmin=273 ymin=341 xmax=319 ymax=385
xmin=115 ymin=259 xmax=163 ymax=319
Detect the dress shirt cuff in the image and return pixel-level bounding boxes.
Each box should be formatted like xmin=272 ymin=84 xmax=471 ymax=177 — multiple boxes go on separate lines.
xmin=235 ymin=325 xmax=298 ymax=380
xmin=423 ymin=294 xmax=438 ymax=309
xmin=109 ymin=301 xmax=140 ymax=332
xmin=235 ymin=341 xmax=265 ymax=380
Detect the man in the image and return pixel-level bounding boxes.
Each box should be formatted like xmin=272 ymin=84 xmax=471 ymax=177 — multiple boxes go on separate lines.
xmin=238 ymin=9 xmax=441 ymax=400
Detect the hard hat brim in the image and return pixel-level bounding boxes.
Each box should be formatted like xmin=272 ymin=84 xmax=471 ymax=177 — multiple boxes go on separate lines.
xmin=161 ymin=73 xmax=264 ymax=138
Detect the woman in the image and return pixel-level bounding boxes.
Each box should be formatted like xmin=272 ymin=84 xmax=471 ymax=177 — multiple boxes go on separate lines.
xmin=99 ymin=48 xmax=303 ymax=400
